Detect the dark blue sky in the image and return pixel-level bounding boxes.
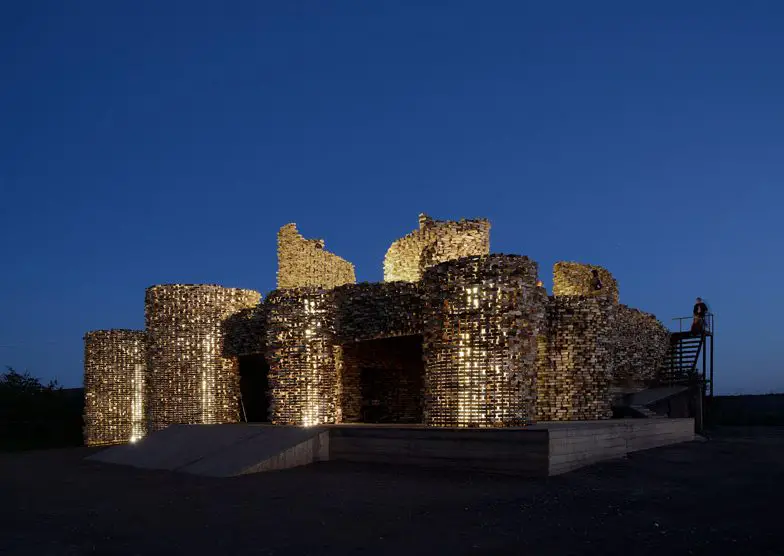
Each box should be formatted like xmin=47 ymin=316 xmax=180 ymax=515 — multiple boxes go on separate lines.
xmin=1 ymin=1 xmax=781 ymax=393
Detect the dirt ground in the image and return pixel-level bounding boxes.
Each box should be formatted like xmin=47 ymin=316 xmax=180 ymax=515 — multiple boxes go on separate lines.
xmin=1 ymin=427 xmax=781 ymax=556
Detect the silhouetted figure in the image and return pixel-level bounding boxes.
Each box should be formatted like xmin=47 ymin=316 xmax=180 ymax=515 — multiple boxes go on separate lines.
xmin=590 ymin=269 xmax=603 ymax=291
xmin=691 ymin=297 xmax=709 ymax=335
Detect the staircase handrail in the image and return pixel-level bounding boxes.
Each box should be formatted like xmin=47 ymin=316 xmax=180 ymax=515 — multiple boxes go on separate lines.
xmin=671 ymin=312 xmax=714 ymax=335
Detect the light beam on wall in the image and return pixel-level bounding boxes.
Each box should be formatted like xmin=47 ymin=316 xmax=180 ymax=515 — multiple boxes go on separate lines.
xmin=83 ymin=329 xmax=147 ymax=446
xmin=145 ymin=284 xmax=261 ymax=433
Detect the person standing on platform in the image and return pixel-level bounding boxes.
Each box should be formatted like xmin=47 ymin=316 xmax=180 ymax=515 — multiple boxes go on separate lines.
xmin=691 ymin=297 xmax=709 ymax=335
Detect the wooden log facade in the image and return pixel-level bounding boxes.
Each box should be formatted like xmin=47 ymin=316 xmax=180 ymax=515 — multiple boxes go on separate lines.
xmin=422 ymin=255 xmax=547 ymax=427
xmin=83 ymin=329 xmax=147 ymax=446
xmin=84 ymin=216 xmax=673 ymax=443
xmin=145 ymin=284 xmax=261 ymax=433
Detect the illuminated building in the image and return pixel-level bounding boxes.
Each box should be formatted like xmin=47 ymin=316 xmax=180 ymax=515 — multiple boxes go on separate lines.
xmin=83 ymin=214 xmax=672 ymax=444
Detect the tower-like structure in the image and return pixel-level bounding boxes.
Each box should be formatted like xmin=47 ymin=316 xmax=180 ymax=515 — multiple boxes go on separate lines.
xmin=83 ymin=329 xmax=146 ymax=446
xmin=145 ymin=284 xmax=261 ymax=433
xmin=421 ymin=255 xmax=547 ymax=426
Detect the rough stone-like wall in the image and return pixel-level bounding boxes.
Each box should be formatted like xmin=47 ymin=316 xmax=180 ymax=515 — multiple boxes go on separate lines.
xmin=553 ymin=262 xmax=619 ymax=303
xmin=265 ymin=288 xmax=338 ymax=425
xmin=83 ymin=329 xmax=147 ymax=446
xmin=612 ymin=305 xmax=670 ymax=388
xmin=534 ymin=330 xmax=550 ymax=420
xmin=223 ymin=304 xmax=266 ymax=357
xmin=383 ymin=214 xmax=491 ymax=282
xmin=336 ymin=335 xmax=423 ymax=424
xmin=277 ymin=223 xmax=356 ymax=290
xmin=332 ymin=282 xmax=423 ymax=343
xmin=361 ymin=367 xmax=422 ymax=424
xmin=537 ymin=296 xmax=616 ymax=421
xmin=145 ymin=285 xmax=261 ymax=433
xmin=333 ymin=345 xmax=349 ymax=423
xmin=382 ymin=236 xmax=421 ymax=282
xmin=331 ymin=282 xmax=424 ymax=423
xmin=422 ymin=255 xmax=547 ymax=427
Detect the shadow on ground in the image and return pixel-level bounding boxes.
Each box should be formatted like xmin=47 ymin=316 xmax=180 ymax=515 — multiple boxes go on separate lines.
xmin=1 ymin=427 xmax=781 ymax=555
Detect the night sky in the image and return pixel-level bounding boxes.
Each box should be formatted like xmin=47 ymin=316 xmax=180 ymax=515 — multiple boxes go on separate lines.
xmin=2 ymin=1 xmax=782 ymax=393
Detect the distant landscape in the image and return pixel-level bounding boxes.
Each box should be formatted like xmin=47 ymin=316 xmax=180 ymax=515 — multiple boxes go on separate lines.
xmin=708 ymin=394 xmax=784 ymax=426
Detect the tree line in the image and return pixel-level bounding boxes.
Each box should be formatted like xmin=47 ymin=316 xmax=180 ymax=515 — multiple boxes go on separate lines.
xmin=0 ymin=367 xmax=83 ymax=451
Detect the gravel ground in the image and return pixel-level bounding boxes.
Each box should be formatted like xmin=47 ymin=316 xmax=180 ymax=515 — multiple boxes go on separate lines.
xmin=1 ymin=427 xmax=781 ymax=556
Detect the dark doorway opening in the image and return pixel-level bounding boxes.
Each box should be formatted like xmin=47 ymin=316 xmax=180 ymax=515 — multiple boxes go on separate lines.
xmin=238 ymin=354 xmax=269 ymax=422
xmin=340 ymin=335 xmax=424 ymax=424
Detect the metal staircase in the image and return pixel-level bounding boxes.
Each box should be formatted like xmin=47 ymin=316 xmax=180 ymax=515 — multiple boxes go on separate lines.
xmin=612 ymin=314 xmax=715 ymax=430
xmin=661 ymin=314 xmax=714 ymax=397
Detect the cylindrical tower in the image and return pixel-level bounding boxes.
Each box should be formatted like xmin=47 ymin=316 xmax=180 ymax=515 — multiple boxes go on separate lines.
xmin=421 ymin=255 xmax=547 ymax=427
xmin=145 ymin=284 xmax=261 ymax=433
xmin=265 ymin=288 xmax=338 ymax=426
xmin=83 ymin=329 xmax=146 ymax=446
xmin=538 ymin=296 xmax=616 ymax=420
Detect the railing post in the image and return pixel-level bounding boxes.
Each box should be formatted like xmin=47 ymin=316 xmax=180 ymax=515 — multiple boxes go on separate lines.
xmin=710 ymin=320 xmax=715 ymax=398
xmin=679 ymin=336 xmax=683 ymax=382
xmin=702 ymin=332 xmax=708 ymax=388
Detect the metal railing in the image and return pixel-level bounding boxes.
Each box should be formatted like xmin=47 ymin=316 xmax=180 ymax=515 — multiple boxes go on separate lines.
xmin=672 ymin=312 xmax=714 ymax=335
xmin=669 ymin=313 xmax=715 ymax=397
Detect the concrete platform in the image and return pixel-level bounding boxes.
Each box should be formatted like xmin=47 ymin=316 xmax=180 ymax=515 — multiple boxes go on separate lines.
xmin=87 ymin=424 xmax=328 ymax=477
xmin=88 ymin=419 xmax=694 ymax=477
xmin=331 ymin=419 xmax=695 ymax=476
xmin=545 ymin=418 xmax=695 ymax=474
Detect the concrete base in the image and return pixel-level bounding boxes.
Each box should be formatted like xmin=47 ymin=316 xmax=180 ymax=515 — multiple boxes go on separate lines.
xmin=546 ymin=418 xmax=694 ymax=475
xmin=329 ymin=425 xmax=549 ymax=474
xmin=87 ymin=419 xmax=694 ymax=477
xmin=87 ymin=424 xmax=328 ymax=477
xmin=331 ymin=419 xmax=694 ymax=476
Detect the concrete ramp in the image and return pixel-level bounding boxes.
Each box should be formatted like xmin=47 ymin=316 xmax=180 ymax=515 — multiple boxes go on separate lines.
xmin=87 ymin=424 xmax=328 ymax=477
xmin=613 ymin=386 xmax=691 ymax=418
xmin=627 ymin=386 xmax=689 ymax=407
